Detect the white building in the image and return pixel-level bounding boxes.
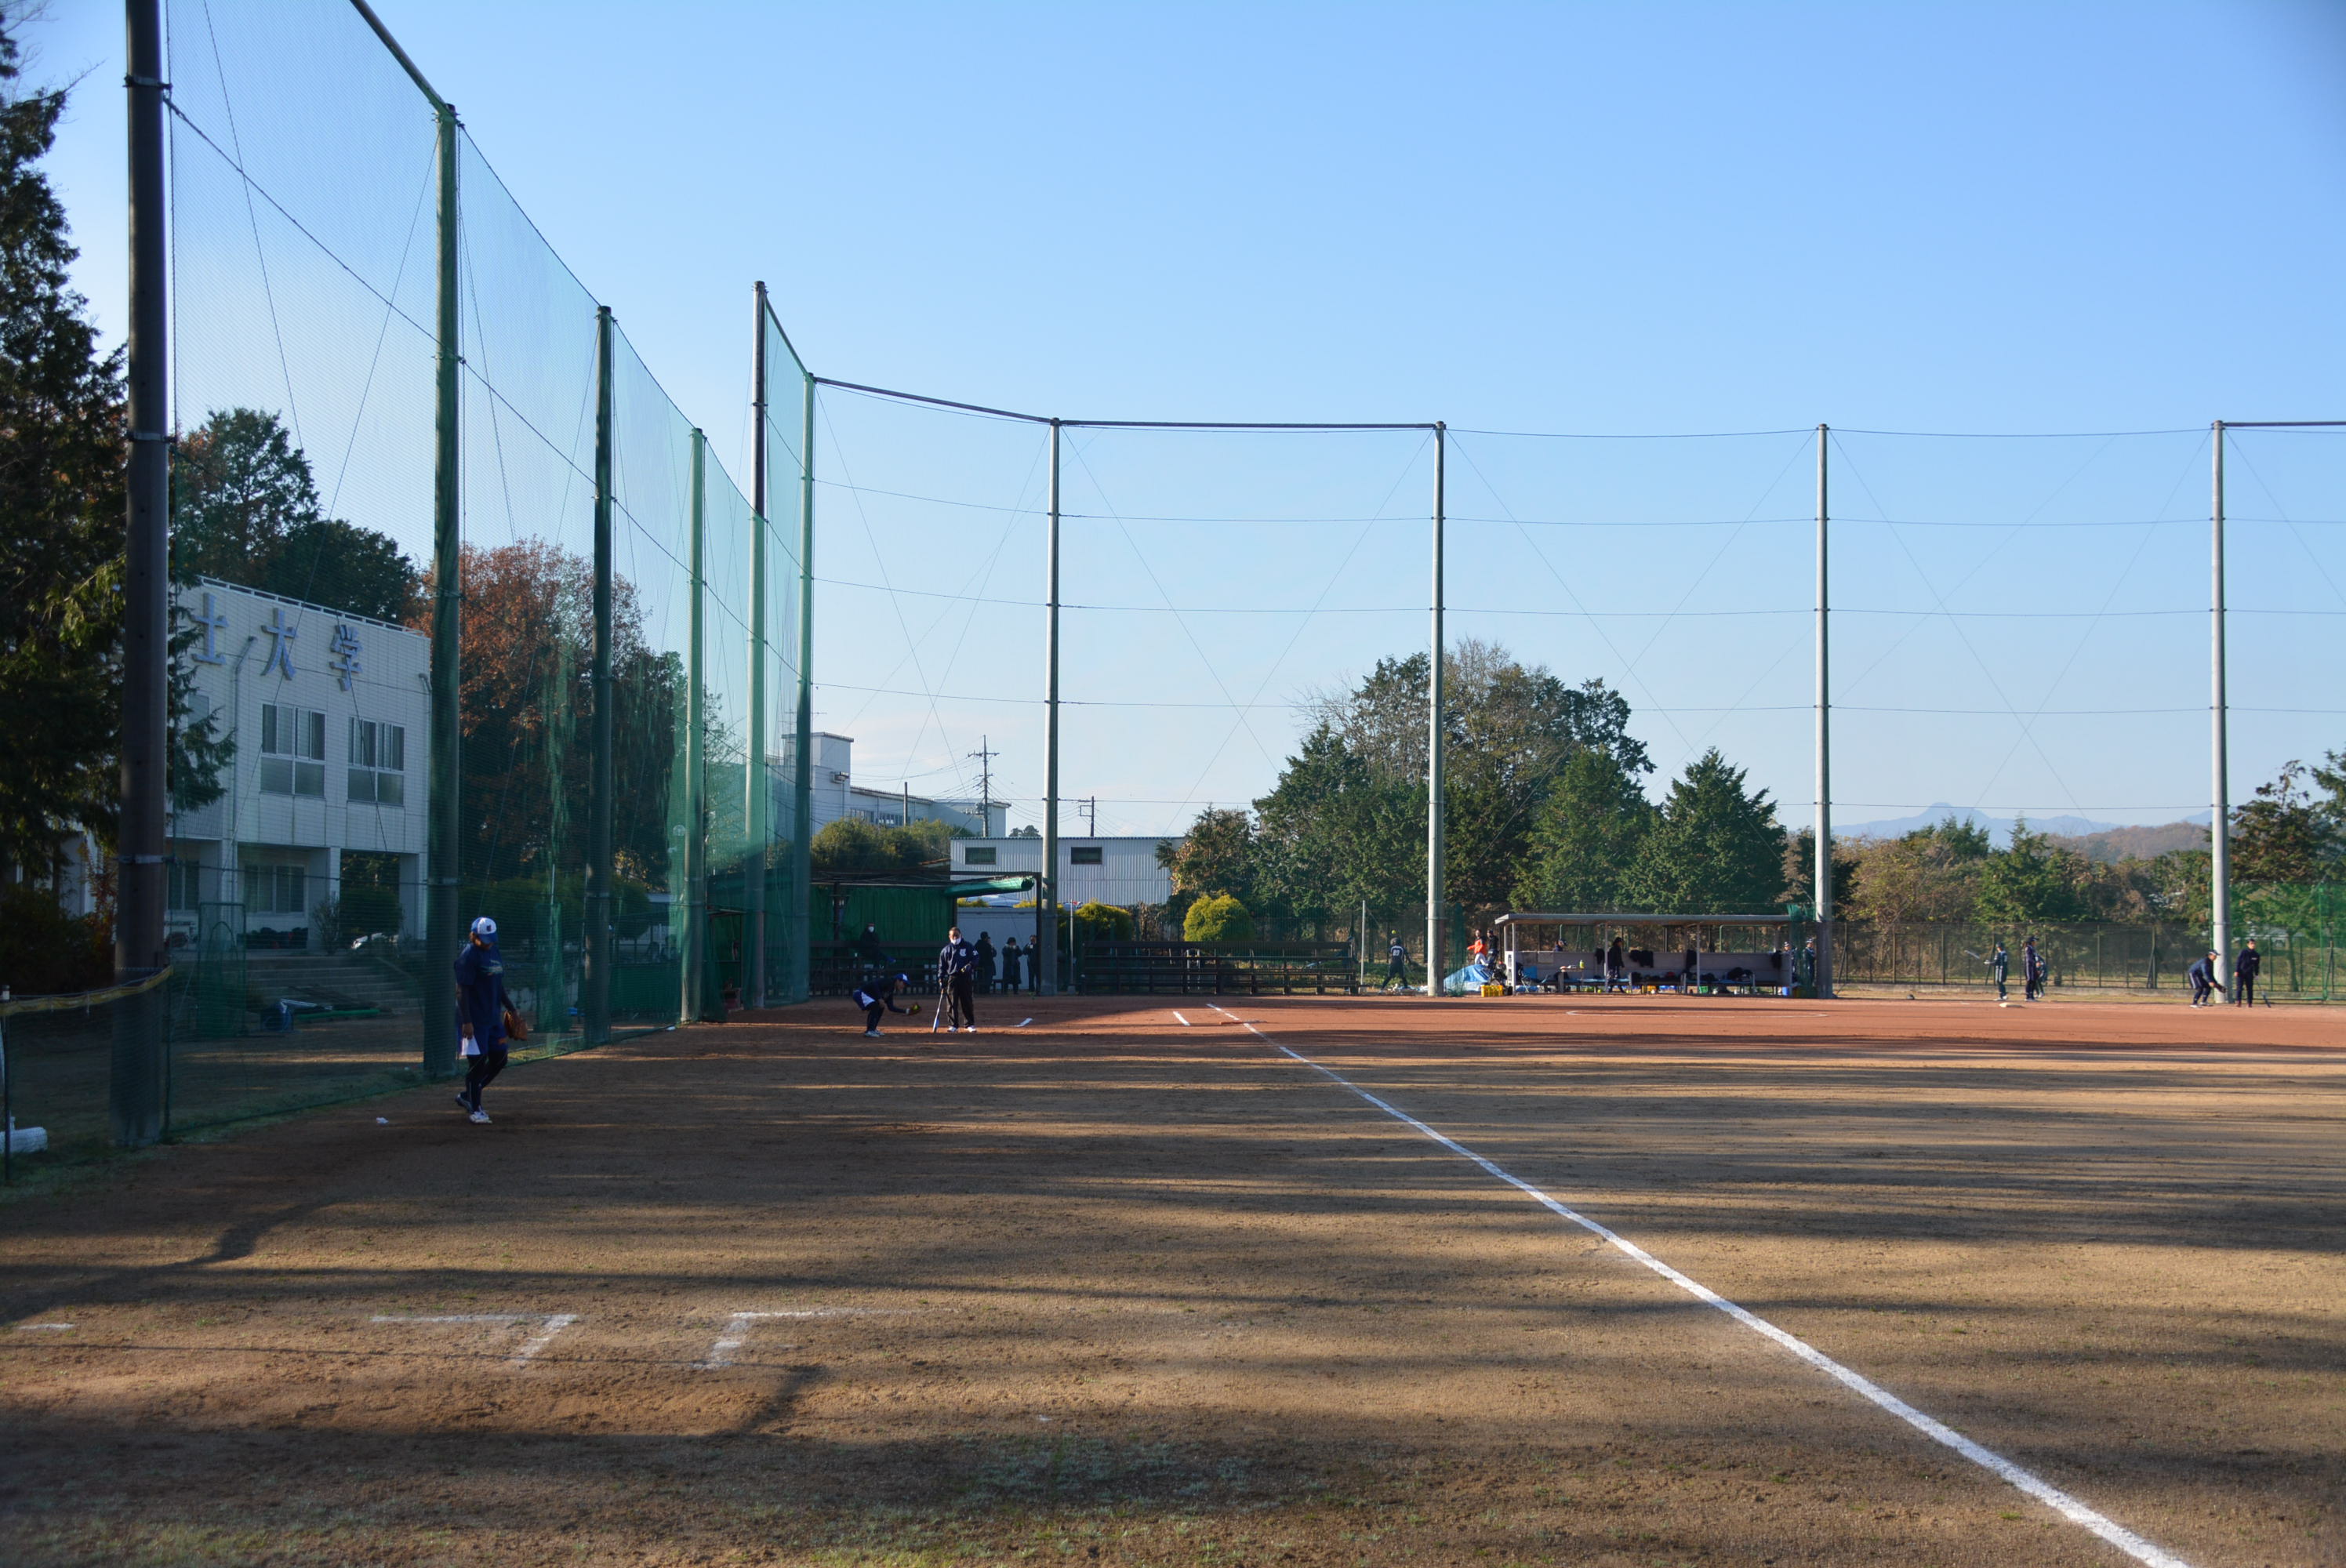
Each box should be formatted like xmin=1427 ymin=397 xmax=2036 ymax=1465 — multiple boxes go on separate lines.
xmin=951 ymin=836 xmax=1173 ymax=907
xmin=165 ymin=578 xmax=430 ymax=949
xmin=807 ymin=731 xmax=1004 ymax=837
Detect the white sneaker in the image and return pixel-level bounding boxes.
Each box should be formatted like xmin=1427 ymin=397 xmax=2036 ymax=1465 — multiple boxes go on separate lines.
xmin=963 ymin=1026 xmax=978 ymax=1033
xmin=469 ymin=1109 xmax=491 ymax=1124
xmin=862 ymin=1029 xmax=881 ymax=1038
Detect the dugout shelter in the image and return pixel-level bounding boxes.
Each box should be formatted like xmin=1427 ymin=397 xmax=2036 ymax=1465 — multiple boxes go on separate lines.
xmin=1494 ymin=913 xmax=1808 ymax=996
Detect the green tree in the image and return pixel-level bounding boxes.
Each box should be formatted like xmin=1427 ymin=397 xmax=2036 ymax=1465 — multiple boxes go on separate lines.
xmin=1974 ymin=821 xmax=2085 ymax=924
xmin=173 ymin=407 xmax=420 ymax=622
xmin=1839 ymin=816 xmax=1985 ymax=924
xmin=2231 ymin=761 xmax=2337 ymax=884
xmin=812 ymin=817 xmax=954 ymax=875
xmin=1625 ymin=749 xmax=1785 ymax=913
xmin=0 ymin=27 xmax=128 ymax=873
xmin=1073 ymin=901 xmax=1135 ymax=943
xmin=1158 ymin=806 xmax=1257 ymax=923
xmin=1251 ymin=725 xmax=1421 ymax=924
xmin=1513 ymin=747 xmax=1655 ymax=910
xmin=1292 ymin=639 xmax=1651 ymax=916
xmin=1185 ymin=893 xmax=1255 ymax=942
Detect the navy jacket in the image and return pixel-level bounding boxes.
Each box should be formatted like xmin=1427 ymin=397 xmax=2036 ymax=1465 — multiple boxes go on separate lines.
xmin=2187 ymin=956 xmax=2221 ymax=989
xmin=455 ymin=938 xmax=510 ymax=1051
xmin=939 ymin=938 xmax=977 ymax=979
xmin=2235 ymin=949 xmax=2261 ymax=978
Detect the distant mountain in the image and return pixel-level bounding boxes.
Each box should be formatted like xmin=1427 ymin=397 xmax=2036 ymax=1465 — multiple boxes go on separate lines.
xmin=2046 ymin=821 xmax=2210 ymax=864
xmin=1836 ymin=803 xmax=2210 ymax=851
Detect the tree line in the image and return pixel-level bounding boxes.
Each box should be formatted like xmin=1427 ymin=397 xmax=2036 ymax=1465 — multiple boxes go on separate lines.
xmin=1158 ymin=640 xmax=2345 ymax=939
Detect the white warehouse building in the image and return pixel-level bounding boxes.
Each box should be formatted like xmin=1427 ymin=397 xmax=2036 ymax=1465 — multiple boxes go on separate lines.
xmin=953 ymin=836 xmax=1173 ymax=906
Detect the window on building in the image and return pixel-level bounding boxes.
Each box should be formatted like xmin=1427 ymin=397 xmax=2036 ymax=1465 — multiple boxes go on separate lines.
xmin=348 ymin=717 xmax=407 ymax=805
xmin=1070 ymin=845 xmax=1103 ymax=866
xmin=259 ymin=702 xmax=327 ymax=797
xmin=964 ymin=846 xmax=997 ymax=866
xmin=166 ymin=858 xmax=202 ymax=912
xmin=241 ymin=862 xmax=308 ymax=915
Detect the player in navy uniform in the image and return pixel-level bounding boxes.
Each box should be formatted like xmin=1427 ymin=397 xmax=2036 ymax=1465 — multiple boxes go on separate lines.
xmin=453 ymin=916 xmax=511 ymax=1124
xmin=852 ymin=972 xmax=914 ymax=1037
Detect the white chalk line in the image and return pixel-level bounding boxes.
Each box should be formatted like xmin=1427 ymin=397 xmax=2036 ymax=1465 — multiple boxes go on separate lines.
xmin=1173 ymin=1011 xmax=1193 ymax=1027
xmin=1208 ymin=1004 xmax=2192 ymax=1568
xmin=695 ymin=1307 xmax=897 ymax=1370
xmin=372 ymin=1312 xmax=579 ymax=1368
xmin=13 ymin=1323 xmax=75 ymax=1331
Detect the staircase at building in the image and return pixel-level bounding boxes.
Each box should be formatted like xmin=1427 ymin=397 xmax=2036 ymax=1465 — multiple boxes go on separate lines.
xmin=242 ymin=951 xmax=424 ymax=1015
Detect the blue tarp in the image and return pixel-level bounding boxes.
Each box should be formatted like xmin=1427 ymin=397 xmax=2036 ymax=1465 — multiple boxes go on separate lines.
xmin=1441 ymin=961 xmax=1494 ymax=995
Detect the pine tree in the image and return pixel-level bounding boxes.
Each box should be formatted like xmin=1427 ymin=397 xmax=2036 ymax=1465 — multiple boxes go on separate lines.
xmin=0 ymin=26 xmax=128 ymax=873
xmin=1625 ymin=750 xmax=1785 ymax=913
xmin=1514 ymin=747 xmax=1655 ymax=911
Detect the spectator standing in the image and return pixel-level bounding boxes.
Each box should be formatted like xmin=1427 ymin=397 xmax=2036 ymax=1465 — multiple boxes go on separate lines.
xmin=851 ymin=923 xmax=887 ymax=978
xmin=2021 ymin=936 xmax=2041 ymax=1001
xmin=938 ymin=925 xmax=979 ymax=1031
xmin=2187 ymin=949 xmax=2226 ymax=1007
xmin=453 ymin=916 xmax=511 ymax=1125
xmin=2233 ymin=940 xmax=2262 ymax=1007
xmin=1603 ymin=938 xmax=1627 ymax=994
xmin=1000 ymin=937 xmax=1022 ymax=996
xmin=975 ymin=930 xmax=997 ymax=994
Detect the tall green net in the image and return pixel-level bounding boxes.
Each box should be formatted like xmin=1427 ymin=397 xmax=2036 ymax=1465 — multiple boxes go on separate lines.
xmin=48 ymin=0 xmax=814 ymax=1155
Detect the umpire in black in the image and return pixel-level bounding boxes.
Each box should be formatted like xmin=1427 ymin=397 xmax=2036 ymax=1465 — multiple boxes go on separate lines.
xmin=2233 ymin=938 xmax=2262 ymax=1006
xmin=938 ymin=924 xmax=979 ymax=1033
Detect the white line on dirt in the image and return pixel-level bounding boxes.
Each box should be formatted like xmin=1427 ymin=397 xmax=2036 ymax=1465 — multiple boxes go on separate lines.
xmin=510 ymin=1314 xmax=579 ymax=1367
xmin=1174 ymin=1011 xmax=1193 ymax=1026
xmin=1210 ymin=1004 xmax=2194 ymax=1568
xmin=372 ymin=1312 xmax=580 ymax=1368
xmin=697 ymin=1308 xmax=847 ymax=1369
xmin=696 ymin=1308 xmax=913 ymax=1369
xmin=13 ymin=1323 xmax=74 ymax=1331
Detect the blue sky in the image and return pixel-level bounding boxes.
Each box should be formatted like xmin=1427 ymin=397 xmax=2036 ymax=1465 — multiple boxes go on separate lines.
xmin=31 ymin=1 xmax=2346 ymax=837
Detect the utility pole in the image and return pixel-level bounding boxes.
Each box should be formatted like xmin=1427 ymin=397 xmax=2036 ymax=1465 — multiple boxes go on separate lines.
xmin=969 ymin=736 xmax=998 ymax=833
xmin=1814 ymin=423 xmax=1834 ymax=1000
xmin=1425 ymin=423 xmax=1446 ymax=997
xmin=114 ymin=0 xmax=169 ymax=1145
xmin=2210 ymin=421 xmax=2230 ymax=979
xmin=1040 ymin=419 xmax=1062 ymax=996
xmin=1085 ymin=796 xmax=1096 ymax=836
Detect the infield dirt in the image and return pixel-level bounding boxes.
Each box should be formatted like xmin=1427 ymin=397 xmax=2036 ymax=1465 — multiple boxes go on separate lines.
xmin=2 ymin=994 xmax=2340 ymax=1567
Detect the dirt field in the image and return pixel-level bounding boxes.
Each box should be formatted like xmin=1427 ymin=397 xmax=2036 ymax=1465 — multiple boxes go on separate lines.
xmin=2 ymin=993 xmax=2340 ymax=1567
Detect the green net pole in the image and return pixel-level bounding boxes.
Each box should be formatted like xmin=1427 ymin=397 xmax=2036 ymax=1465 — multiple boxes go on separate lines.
xmin=681 ymin=428 xmax=709 ymax=1023
xmin=1424 ymin=423 xmax=1445 ymax=997
xmin=584 ymin=306 xmax=616 ymax=1044
xmin=746 ymin=285 xmax=770 ymax=1008
xmin=423 ymin=96 xmax=462 ymax=1080
xmin=790 ymin=365 xmax=816 ymax=1004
